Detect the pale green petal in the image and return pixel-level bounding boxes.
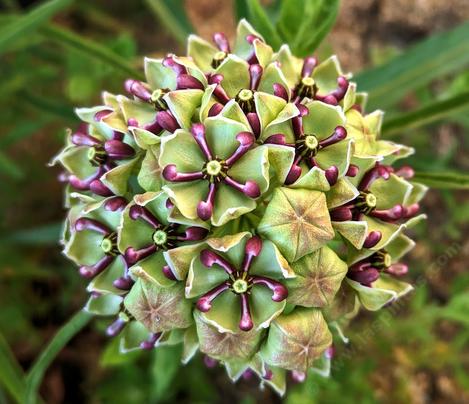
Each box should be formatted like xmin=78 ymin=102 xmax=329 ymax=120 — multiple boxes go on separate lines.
xmin=347 ymin=275 xmax=413 ymax=311
xmin=370 ymin=173 xmax=413 ymax=209
xmin=254 ymin=92 xmax=287 ymax=132
xmin=205 ymin=115 xmax=250 ymax=160
xmin=215 ymin=55 xmax=250 ymax=98
xmin=201 ymin=291 xmax=240 ymax=333
xmin=144 ymin=57 xmax=177 ymax=90
xmin=164 ymin=89 xmax=203 ymax=129
xmin=88 ymin=256 xmax=127 ymax=295
xmin=227 ymin=145 xmax=270 ymax=193
xmin=250 ymin=287 xmax=286 ymax=329
xmin=302 ymin=101 xmax=346 ymax=139
xmin=326 ymin=177 xmax=359 ymax=209
xmin=332 ymin=220 xmax=368 ymax=250
xmin=233 ymin=19 xmax=264 ymax=59
xmin=273 ymin=44 xmax=302 ymax=89
xmin=159 ymin=129 xmax=206 ymax=172
xmin=163 ymin=242 xmax=205 ymax=281
xmin=185 ymin=254 xmax=228 ymax=298
xmin=129 ymin=252 xmax=174 ymax=287
xmin=187 ymin=34 xmax=217 ymax=72
xmin=163 ymin=181 xmax=207 ymax=221
xmin=258 ymin=63 xmax=290 ymax=99
xmin=315 ymin=138 xmax=353 ymax=176
xmin=212 ymin=183 xmax=256 ymax=227
xmin=312 ymin=55 xmax=343 ymax=95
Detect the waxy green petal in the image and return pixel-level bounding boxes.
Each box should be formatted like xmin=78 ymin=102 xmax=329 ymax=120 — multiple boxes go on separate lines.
xmin=302 ymin=101 xmax=346 ymax=140
xmin=347 ymin=275 xmax=413 ymax=311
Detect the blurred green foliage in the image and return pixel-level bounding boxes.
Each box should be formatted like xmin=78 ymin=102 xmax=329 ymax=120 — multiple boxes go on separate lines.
xmin=0 ymin=0 xmax=468 ymax=402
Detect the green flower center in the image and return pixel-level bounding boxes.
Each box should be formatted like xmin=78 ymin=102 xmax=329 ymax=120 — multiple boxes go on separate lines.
xmin=304 ymin=135 xmax=319 ymax=150
xmin=365 ymin=192 xmax=377 ymax=208
xmin=150 ymin=88 xmax=168 ymax=111
xmin=100 ymin=232 xmax=118 ymax=255
xmin=232 ymin=279 xmax=249 ymax=294
xmin=238 ymin=89 xmax=254 ymax=102
xmin=206 ymin=160 xmax=222 ymax=176
xmin=100 ymin=238 xmax=113 ymax=253
xmin=87 ymin=146 xmax=106 ymax=166
xmin=383 ymin=253 xmax=392 ymax=268
xmin=356 ymin=191 xmax=377 ymax=214
xmin=153 ymin=230 xmax=168 ymax=246
xmin=296 ymin=76 xmax=316 ymax=99
xmin=373 ymin=250 xmax=392 ymax=269
xmin=301 ymin=76 xmax=315 ymax=87
xmin=236 ymin=89 xmax=255 ymax=113
xmin=211 ymin=51 xmax=227 ymax=68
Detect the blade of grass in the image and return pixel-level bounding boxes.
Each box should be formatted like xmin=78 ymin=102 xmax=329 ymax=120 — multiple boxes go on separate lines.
xmin=0 ymin=223 xmax=62 ymax=246
xmin=245 ymin=0 xmax=283 ymax=50
xmin=42 ymin=24 xmax=143 ymax=79
xmin=21 ymin=91 xmax=77 ymax=121
xmin=1 ymin=15 xmax=143 ymax=79
xmin=144 ymin=0 xmax=193 ymax=45
xmin=0 ymin=0 xmax=73 ymax=55
xmin=0 ymin=333 xmax=29 ymax=403
xmin=413 ymin=171 xmax=469 ymax=190
xmin=0 ymin=150 xmax=24 ymax=180
xmin=292 ymin=0 xmax=340 ymax=56
xmin=0 ymin=118 xmax=53 ymax=148
xmin=24 ymin=310 xmax=93 ymax=404
xmin=383 ymin=91 xmax=469 ymax=135
xmin=355 ymin=22 xmax=469 ymax=109
xmin=234 ymin=0 xmax=249 ymax=21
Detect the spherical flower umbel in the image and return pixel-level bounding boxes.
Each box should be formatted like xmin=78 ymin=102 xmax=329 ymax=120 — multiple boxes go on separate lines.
xmin=54 ymin=19 xmax=427 ymax=395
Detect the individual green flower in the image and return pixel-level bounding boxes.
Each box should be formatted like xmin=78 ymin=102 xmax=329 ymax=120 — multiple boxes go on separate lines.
xmin=159 ymin=119 xmax=271 ymax=226
xmin=329 ymin=163 xmax=425 ymax=250
xmin=122 ymin=55 xmax=206 ymax=134
xmin=119 ymin=191 xmax=208 ymax=285
xmin=186 ymin=232 xmax=294 ymax=332
xmin=52 ymin=101 xmax=139 ymax=197
xmin=63 ymin=195 xmax=132 ymax=293
xmin=260 ymin=100 xmax=353 ymax=187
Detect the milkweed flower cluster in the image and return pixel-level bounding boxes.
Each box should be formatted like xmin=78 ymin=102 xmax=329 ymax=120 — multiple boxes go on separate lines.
xmin=53 ymin=20 xmax=427 ymax=394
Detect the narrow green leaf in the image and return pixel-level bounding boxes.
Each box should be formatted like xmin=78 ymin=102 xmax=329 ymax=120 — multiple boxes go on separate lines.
xmin=0 ymin=118 xmax=53 ymax=148
xmin=24 ymin=311 xmax=93 ymax=404
xmin=150 ymin=345 xmax=182 ymax=401
xmin=356 ymin=22 xmax=469 ymax=108
xmin=413 ymin=171 xmax=469 ymax=190
xmin=0 ymin=223 xmax=62 ymax=246
xmin=277 ymin=0 xmax=304 ymax=43
xmin=293 ymin=0 xmax=340 ymax=56
xmin=0 ymin=0 xmax=73 ymax=55
xmin=0 ymin=150 xmax=24 ymax=180
xmin=42 ymin=24 xmax=143 ymax=79
xmin=0 ymin=333 xmax=28 ymax=403
xmin=234 ymin=0 xmax=249 ymax=21
xmin=144 ymin=0 xmax=194 ymax=45
xmin=245 ymin=0 xmax=283 ymax=50
xmin=383 ymin=91 xmax=469 ymax=135
xmin=1 ymin=14 xmax=143 ymax=79
xmin=21 ymin=91 xmax=77 ymax=121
